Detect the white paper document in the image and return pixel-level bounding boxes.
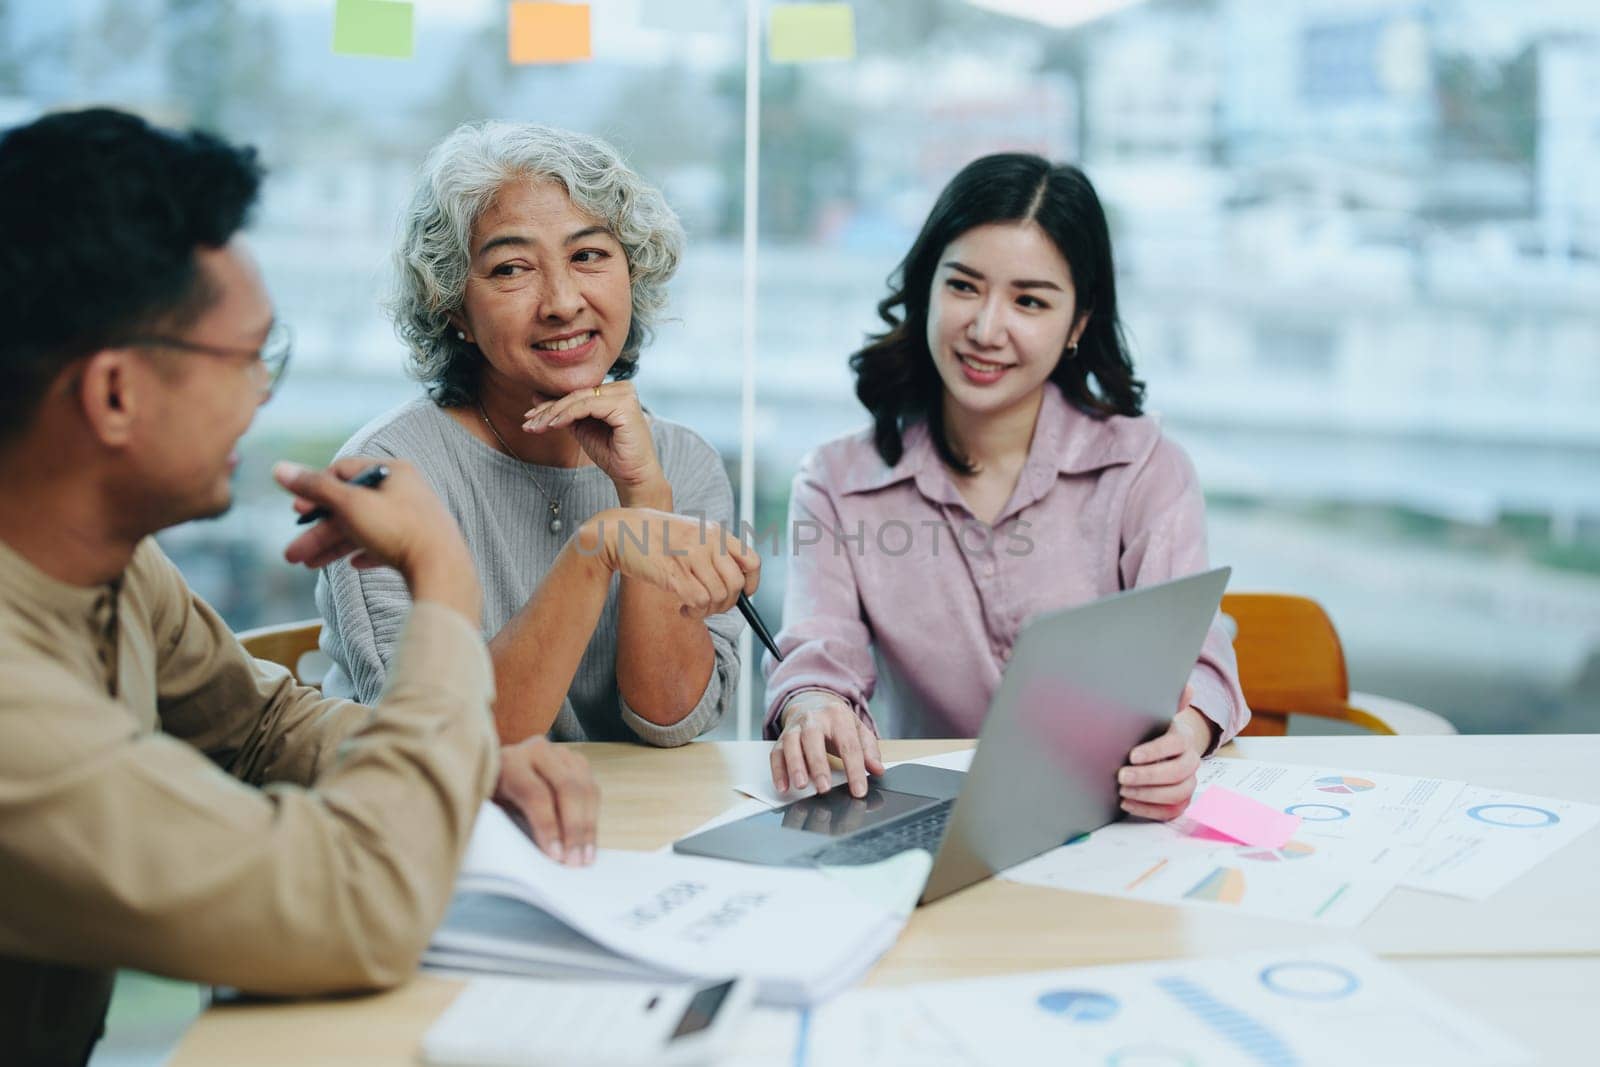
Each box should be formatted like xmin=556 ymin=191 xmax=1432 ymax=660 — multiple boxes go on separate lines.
xmin=801 ymin=945 xmax=1530 ymax=1067
xmin=1001 ymin=815 xmax=1402 ymax=926
xmin=426 ymin=803 xmax=906 ymax=1005
xmin=1003 ymin=757 xmax=1445 ymax=925
xmin=1191 ymin=758 xmax=1465 ymax=846
xmin=1401 ymin=783 xmax=1600 ymax=900
xmin=818 ymin=849 xmax=934 ymax=918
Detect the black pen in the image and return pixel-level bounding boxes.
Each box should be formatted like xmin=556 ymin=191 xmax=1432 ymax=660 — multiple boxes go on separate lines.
xmin=296 ymin=463 xmax=390 ymax=525
xmin=737 ymin=592 xmax=784 ymax=663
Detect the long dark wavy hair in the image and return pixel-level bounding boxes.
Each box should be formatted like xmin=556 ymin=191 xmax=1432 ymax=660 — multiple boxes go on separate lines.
xmin=850 ymin=153 xmax=1144 ymax=473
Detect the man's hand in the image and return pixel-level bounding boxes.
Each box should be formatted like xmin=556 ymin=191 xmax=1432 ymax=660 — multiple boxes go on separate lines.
xmin=494 ymin=737 xmax=600 ymax=867
xmin=275 ymin=457 xmax=478 ymax=622
xmin=770 ymin=690 xmax=885 ymax=799
xmin=1118 ymin=684 xmax=1215 ymax=821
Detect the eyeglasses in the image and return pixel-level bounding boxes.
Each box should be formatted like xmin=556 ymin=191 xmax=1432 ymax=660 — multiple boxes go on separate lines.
xmin=121 ymin=320 xmax=293 ymax=398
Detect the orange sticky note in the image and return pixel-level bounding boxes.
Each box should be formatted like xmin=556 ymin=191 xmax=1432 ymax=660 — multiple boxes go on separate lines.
xmin=509 ymin=2 xmax=592 ymax=65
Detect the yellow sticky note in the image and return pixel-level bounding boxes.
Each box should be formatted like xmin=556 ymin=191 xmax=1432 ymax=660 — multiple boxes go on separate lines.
xmin=332 ymin=0 xmax=414 ymax=59
xmin=769 ymin=3 xmax=855 ymax=63
xmin=509 ymin=2 xmax=592 ymax=65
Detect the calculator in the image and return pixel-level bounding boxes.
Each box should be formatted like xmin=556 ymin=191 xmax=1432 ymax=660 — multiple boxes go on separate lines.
xmin=420 ymin=975 xmax=755 ymax=1066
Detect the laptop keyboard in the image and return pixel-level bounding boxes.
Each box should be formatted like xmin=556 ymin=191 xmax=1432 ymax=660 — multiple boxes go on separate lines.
xmin=804 ymin=798 xmax=955 ymax=867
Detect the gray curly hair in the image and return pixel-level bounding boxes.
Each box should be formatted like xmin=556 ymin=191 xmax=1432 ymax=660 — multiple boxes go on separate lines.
xmin=389 ymin=121 xmax=684 ymax=406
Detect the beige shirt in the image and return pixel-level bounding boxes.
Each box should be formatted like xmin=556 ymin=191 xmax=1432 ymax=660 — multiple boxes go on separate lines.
xmin=0 ymin=536 xmax=498 ymax=1065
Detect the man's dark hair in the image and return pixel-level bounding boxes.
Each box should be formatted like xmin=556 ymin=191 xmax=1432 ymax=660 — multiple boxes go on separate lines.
xmin=0 ymin=107 xmax=263 ymax=441
xmin=851 ymin=153 xmax=1144 ymax=474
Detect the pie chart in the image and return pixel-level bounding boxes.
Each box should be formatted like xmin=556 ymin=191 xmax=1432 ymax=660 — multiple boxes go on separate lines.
xmin=1315 ymin=775 xmax=1375 ymax=794
xmin=1037 ymin=990 xmax=1120 ymax=1022
xmin=1240 ymin=840 xmax=1315 ymax=862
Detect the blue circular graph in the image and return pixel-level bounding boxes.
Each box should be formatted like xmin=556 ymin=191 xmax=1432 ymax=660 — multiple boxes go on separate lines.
xmin=1285 ymin=803 xmax=1350 ymax=822
xmin=1037 ymin=989 xmax=1120 ymax=1022
xmin=1467 ymin=803 xmax=1560 ymax=828
xmin=1258 ymin=961 xmax=1361 ymax=1001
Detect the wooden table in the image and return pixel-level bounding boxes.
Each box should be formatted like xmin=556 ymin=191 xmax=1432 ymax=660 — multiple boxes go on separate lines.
xmin=170 ymin=735 xmax=1600 ymax=1066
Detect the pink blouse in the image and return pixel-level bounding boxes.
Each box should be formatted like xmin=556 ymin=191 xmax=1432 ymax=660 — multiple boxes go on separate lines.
xmin=763 ymin=385 xmax=1249 ymax=744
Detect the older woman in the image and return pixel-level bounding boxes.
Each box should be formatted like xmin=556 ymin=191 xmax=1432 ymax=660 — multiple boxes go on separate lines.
xmin=317 ymin=122 xmax=744 ymax=764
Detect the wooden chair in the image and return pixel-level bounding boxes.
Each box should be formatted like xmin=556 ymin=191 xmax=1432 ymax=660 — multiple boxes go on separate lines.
xmin=237 ymin=618 xmax=324 ymax=687
xmin=1222 ymin=593 xmax=1455 ymax=737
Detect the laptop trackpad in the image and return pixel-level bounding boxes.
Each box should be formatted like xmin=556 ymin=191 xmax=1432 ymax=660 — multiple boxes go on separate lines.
xmin=671 ymin=764 xmax=965 ymax=866
xmin=744 ymin=784 xmax=939 ymax=838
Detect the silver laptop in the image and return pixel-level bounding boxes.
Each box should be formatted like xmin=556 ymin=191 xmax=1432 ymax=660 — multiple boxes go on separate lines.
xmin=674 ymin=567 xmax=1231 ymax=905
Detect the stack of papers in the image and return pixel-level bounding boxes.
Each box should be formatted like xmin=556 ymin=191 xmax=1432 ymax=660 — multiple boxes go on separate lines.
xmin=424 ymin=803 xmax=907 ymax=1006
xmin=1003 ymin=758 xmax=1600 ymax=924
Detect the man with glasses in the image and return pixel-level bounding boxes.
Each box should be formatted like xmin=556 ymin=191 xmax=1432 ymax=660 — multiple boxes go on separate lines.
xmin=122 ymin=319 xmax=294 ymax=399
xmin=0 ymin=109 xmax=547 ymax=1065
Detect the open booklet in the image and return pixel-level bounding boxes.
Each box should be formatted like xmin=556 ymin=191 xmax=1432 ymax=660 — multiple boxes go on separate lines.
xmin=424 ymin=802 xmax=908 ymax=1006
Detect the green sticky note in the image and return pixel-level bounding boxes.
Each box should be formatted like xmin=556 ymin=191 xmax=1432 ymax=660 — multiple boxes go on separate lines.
xmin=332 ymin=0 xmax=414 ymax=59
xmin=769 ymin=3 xmax=855 ymax=63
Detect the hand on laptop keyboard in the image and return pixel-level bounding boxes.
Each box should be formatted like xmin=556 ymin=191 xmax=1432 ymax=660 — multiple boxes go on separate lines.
xmin=771 ymin=691 xmax=887 ymax=798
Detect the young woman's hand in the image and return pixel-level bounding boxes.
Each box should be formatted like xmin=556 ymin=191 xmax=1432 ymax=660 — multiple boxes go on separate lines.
xmin=1117 ymin=684 xmax=1216 ymax=820
xmin=770 ymin=690 xmax=886 ymax=799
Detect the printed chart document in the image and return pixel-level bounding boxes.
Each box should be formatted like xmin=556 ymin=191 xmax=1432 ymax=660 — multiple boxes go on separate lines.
xmin=425 ymin=803 xmax=906 ymax=1005
xmin=1003 ymin=759 xmax=1458 ymax=925
xmin=1190 ymin=759 xmax=1465 ymax=846
xmin=1004 ymin=758 xmax=1446 ymax=927
xmin=1402 ymin=784 xmax=1600 ymax=900
xmin=1001 ymin=813 xmax=1403 ymax=926
xmin=1004 ymin=758 xmax=1600 ymax=922
xmin=1175 ymin=761 xmax=1600 ymax=900
xmin=802 ymin=945 xmax=1529 ymax=1067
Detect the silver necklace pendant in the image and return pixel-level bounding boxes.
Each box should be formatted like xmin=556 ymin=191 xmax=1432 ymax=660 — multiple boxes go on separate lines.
xmin=476 ymin=399 xmax=568 ymax=538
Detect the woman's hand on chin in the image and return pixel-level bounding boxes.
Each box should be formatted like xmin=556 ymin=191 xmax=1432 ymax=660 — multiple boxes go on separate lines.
xmin=523 ymin=380 xmax=668 ymax=505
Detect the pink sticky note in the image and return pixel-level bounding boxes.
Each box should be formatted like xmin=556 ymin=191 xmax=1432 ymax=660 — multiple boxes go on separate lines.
xmin=1183 ymin=786 xmax=1301 ymax=848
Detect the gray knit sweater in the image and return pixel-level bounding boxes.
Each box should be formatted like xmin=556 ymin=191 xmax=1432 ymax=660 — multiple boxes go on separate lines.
xmin=315 ymin=397 xmax=742 ymax=746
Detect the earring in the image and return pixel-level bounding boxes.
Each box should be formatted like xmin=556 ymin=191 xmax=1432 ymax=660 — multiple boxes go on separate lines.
xmin=456 ymin=330 xmax=466 ymax=340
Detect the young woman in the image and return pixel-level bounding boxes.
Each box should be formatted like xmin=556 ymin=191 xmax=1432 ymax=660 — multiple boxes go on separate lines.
xmin=764 ymin=153 xmax=1248 ymax=819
